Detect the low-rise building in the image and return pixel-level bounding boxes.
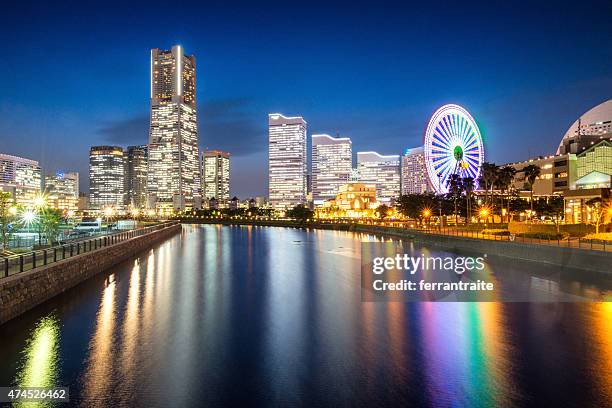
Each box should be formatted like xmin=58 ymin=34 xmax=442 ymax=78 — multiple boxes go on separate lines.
xmin=318 ymin=183 xmax=378 ymax=218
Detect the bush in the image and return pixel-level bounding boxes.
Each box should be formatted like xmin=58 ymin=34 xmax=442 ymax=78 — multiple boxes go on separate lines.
xmin=517 ymin=232 xmax=569 ymax=240
xmin=482 ymin=229 xmax=510 ymax=236
xmin=582 ymin=232 xmax=612 ymax=242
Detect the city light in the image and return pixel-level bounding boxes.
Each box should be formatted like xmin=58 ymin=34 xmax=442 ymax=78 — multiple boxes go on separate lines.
xmin=422 ymin=208 xmax=431 ymax=218
xmin=104 ymin=207 xmax=115 ymax=217
xmin=33 ymin=193 xmax=47 ymax=208
xmin=20 ymin=209 xmax=37 ymax=227
xmin=479 ymin=206 xmax=491 ymax=219
xmin=8 ymin=206 xmax=18 ymax=215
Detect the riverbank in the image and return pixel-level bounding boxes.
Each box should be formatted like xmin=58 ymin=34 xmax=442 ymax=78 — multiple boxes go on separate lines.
xmin=178 ymin=218 xmax=612 ymax=274
xmin=0 ymin=222 xmax=181 ymax=325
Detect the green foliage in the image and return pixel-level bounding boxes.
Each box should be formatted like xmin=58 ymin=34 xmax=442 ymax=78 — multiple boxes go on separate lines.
xmin=396 ymin=193 xmax=439 ymax=219
xmin=482 ymin=228 xmax=510 ymax=236
xmin=286 ymin=204 xmax=313 ymax=220
xmin=517 ymin=232 xmax=569 ymax=240
xmin=39 ymin=207 xmax=63 ymax=245
xmin=0 ymin=191 xmax=17 ymax=251
xmin=376 ymin=204 xmax=389 ymax=219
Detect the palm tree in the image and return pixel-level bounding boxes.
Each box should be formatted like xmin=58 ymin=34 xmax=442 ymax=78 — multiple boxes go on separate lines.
xmin=447 ymin=174 xmax=463 ymax=225
xmin=522 ymin=164 xmax=541 ymax=220
xmin=479 ymin=162 xmax=498 ymax=204
xmin=496 ymin=166 xmax=517 ymax=223
xmin=462 ymin=176 xmax=475 ymax=223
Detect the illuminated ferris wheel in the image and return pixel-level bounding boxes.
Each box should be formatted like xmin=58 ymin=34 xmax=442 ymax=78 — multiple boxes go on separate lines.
xmin=423 ymin=104 xmax=484 ymax=194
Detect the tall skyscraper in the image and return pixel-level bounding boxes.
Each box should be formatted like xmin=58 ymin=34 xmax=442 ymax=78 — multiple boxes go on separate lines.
xmin=268 ymin=113 xmax=307 ymax=209
xmin=147 ymin=45 xmax=200 ymax=212
xmin=312 ymin=134 xmax=352 ymax=204
xmin=125 ymin=145 xmax=148 ymax=209
xmin=401 ymin=147 xmax=431 ymax=195
xmin=44 ymin=171 xmax=79 ymax=212
xmin=357 ymin=151 xmax=400 ymax=203
xmin=89 ymin=146 xmax=125 ymax=211
xmin=202 ymin=150 xmax=230 ymax=202
xmin=0 ymin=153 xmax=41 ymax=206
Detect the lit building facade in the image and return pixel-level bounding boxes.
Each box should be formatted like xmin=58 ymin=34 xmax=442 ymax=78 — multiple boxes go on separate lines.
xmin=318 ymin=183 xmax=378 ymax=218
xmin=125 ymin=145 xmax=148 ymax=209
xmin=506 ymin=154 xmax=576 ymax=196
xmin=0 ymin=153 xmax=42 ymax=207
xmin=147 ymin=45 xmax=200 ymax=212
xmin=312 ymin=134 xmax=352 ymax=204
xmin=268 ymin=113 xmax=307 ymax=209
xmin=44 ymin=171 xmax=79 ymax=212
xmin=401 ymin=147 xmax=430 ymax=195
xmin=357 ymin=151 xmax=400 ymax=203
xmin=89 ymin=146 xmax=125 ymax=211
xmin=202 ymin=150 xmax=230 ymax=202
xmin=575 ymin=140 xmax=612 ymax=185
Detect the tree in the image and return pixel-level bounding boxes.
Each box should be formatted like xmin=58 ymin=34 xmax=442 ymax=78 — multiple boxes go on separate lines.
xmin=447 ymin=174 xmax=463 ymax=225
xmin=495 ymin=166 xmax=517 ymax=223
xmin=0 ymin=192 xmax=17 ymax=252
xmin=535 ymin=196 xmax=564 ymax=233
xmin=286 ymin=204 xmax=313 ymax=221
xmin=396 ymin=193 xmax=437 ymax=222
xmin=585 ymin=197 xmax=612 ymax=234
xmin=376 ymin=204 xmax=390 ymax=220
xmin=522 ymin=164 xmax=541 ymax=219
xmin=462 ymin=176 xmax=475 ymax=223
xmin=39 ymin=207 xmax=63 ymax=246
xmin=478 ymin=162 xmax=498 ymax=204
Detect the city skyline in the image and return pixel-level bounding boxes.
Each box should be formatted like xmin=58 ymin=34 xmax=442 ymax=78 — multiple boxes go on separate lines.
xmin=2 ymin=1 xmax=612 ymax=197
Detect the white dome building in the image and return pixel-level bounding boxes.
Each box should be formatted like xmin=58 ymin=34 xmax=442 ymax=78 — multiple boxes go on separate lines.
xmin=556 ymin=99 xmax=612 ymax=155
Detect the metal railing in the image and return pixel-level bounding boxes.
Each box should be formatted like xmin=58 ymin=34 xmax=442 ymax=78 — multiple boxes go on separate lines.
xmin=1 ymin=221 xmax=179 ymax=279
xmin=313 ymin=220 xmax=612 ymax=253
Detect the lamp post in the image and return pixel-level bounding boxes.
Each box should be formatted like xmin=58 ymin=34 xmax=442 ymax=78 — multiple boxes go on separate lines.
xmin=437 ymin=173 xmax=443 ymax=228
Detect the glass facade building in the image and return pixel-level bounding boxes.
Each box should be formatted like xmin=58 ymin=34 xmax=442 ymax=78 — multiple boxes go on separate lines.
xmin=268 ymin=113 xmax=307 ymax=209
xmin=0 ymin=153 xmax=42 ymax=207
xmin=125 ymin=145 xmax=148 ymax=209
xmin=89 ymin=146 xmax=125 ymax=211
xmin=312 ymin=134 xmax=352 ymax=204
xmin=576 ymin=140 xmax=612 ymax=183
xmin=202 ymin=150 xmax=230 ymax=202
xmin=147 ymin=45 xmax=200 ymax=212
xmin=401 ymin=147 xmax=430 ymax=195
xmin=357 ymin=151 xmax=400 ymax=203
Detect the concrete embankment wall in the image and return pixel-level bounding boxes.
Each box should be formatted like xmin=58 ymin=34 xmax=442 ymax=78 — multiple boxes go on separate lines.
xmin=0 ymin=223 xmax=181 ymax=325
xmin=183 ymin=219 xmax=611 ymax=274
xmin=354 ymin=225 xmax=611 ymax=274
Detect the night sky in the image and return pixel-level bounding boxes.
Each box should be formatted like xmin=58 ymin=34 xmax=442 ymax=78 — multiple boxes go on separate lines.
xmin=2 ymin=1 xmax=611 ymax=197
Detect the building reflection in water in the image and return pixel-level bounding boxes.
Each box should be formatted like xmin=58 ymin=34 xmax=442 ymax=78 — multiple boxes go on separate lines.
xmin=81 ymin=275 xmax=116 ymax=407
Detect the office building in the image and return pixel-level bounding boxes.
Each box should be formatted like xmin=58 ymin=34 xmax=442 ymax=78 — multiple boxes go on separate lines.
xmin=202 ymin=150 xmax=230 ymax=202
xmin=147 ymin=45 xmax=200 ymax=212
xmin=44 ymin=171 xmax=79 ymax=212
xmin=0 ymin=153 xmax=42 ymax=207
xmin=357 ymin=151 xmax=400 ymax=203
xmin=506 ymin=154 xmax=576 ymax=196
xmin=125 ymin=145 xmax=148 ymax=209
xmin=312 ymin=134 xmax=352 ymax=204
xmin=268 ymin=113 xmax=307 ymax=209
xmin=401 ymin=147 xmax=430 ymax=195
xmin=89 ymin=146 xmax=125 ymax=211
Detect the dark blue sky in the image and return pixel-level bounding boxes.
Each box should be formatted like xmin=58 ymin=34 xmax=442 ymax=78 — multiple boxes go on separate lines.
xmin=2 ymin=1 xmax=611 ymax=197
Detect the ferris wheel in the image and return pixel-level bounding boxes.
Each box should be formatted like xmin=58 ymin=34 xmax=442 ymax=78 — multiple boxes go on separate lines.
xmin=423 ymin=104 xmax=484 ymax=194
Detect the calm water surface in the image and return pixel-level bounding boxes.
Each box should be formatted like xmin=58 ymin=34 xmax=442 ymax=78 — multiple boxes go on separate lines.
xmin=1 ymin=224 xmax=611 ymax=407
